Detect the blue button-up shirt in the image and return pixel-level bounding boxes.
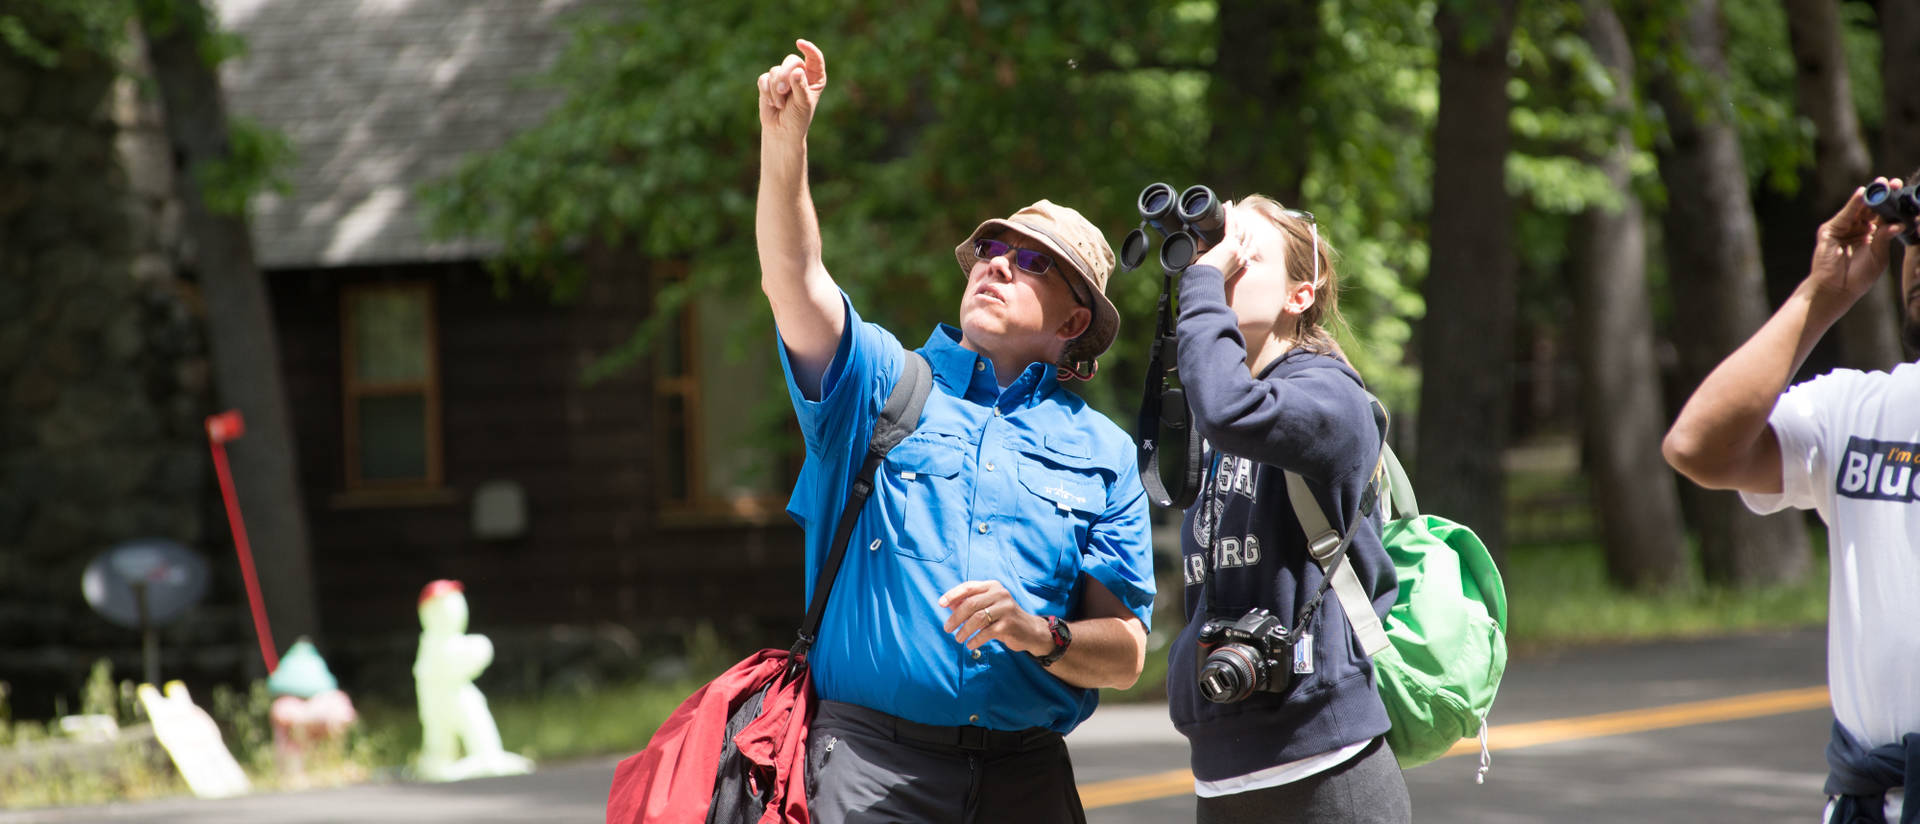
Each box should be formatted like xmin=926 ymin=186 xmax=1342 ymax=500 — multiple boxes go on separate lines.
xmin=778 ymin=296 xmax=1154 ymax=734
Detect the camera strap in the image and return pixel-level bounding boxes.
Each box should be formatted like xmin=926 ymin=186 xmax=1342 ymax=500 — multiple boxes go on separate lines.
xmin=1190 ymin=448 xmax=1352 ymax=653
xmin=788 ymin=351 xmax=933 ymax=681
xmin=1194 ymin=400 xmax=1388 ymax=655
xmin=1136 ymin=272 xmax=1204 ymax=509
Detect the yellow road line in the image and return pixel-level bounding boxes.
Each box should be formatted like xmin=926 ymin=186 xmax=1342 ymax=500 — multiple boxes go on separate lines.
xmin=1440 ymin=685 xmax=1831 ymax=757
xmin=1078 ymin=769 xmax=1200 ymax=810
xmin=1079 ymin=685 xmax=1831 ymax=810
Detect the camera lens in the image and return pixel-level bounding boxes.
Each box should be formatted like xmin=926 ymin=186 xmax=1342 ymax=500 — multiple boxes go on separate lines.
xmin=1199 ymin=643 xmax=1261 ymax=704
xmin=1120 ymin=227 xmax=1150 ymax=271
xmin=1161 ymin=231 xmax=1197 ymax=271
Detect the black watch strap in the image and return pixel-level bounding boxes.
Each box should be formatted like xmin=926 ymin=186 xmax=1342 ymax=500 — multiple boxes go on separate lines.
xmin=1035 ymin=615 xmax=1071 ymax=667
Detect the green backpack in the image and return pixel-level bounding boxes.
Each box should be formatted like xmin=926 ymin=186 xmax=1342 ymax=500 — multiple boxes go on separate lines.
xmin=1285 ymin=430 xmax=1508 ymax=778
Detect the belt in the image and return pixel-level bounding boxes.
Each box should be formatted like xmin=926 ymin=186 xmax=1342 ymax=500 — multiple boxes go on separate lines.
xmin=890 ymin=716 xmax=1058 ymax=752
xmin=822 ymin=700 xmax=1058 ymax=752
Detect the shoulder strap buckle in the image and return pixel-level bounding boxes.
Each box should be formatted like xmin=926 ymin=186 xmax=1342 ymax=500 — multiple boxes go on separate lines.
xmin=1307 ymin=530 xmax=1343 ymax=563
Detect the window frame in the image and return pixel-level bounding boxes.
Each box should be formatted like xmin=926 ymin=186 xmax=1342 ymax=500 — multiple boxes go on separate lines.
xmin=339 ymin=281 xmax=445 ymax=493
xmin=651 ymin=264 xmax=789 ymax=525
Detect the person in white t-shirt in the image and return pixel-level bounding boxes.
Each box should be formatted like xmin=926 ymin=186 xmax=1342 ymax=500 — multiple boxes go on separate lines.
xmin=1664 ymin=175 xmax=1920 ymax=824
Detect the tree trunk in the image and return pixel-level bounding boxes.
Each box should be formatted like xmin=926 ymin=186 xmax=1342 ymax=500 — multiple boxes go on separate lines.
xmin=1205 ymin=0 xmax=1316 ymax=205
xmin=1881 ymin=0 xmax=1920 ymax=356
xmin=1414 ymin=0 xmax=1518 ymax=563
xmin=1572 ymin=0 xmax=1689 ymax=591
xmin=1785 ymin=0 xmax=1904 ymax=372
xmin=1647 ymin=0 xmax=1812 ymax=587
xmin=138 ymin=1 xmax=319 ymax=653
xmin=1879 ymin=0 xmax=1920 ymax=179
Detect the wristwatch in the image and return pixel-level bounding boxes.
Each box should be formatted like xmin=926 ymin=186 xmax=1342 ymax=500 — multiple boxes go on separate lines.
xmin=1034 ymin=615 xmax=1072 ymax=667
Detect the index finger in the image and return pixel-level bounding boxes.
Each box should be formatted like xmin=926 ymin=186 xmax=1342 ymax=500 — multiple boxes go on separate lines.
xmin=937 ymin=580 xmax=994 ymax=608
xmin=1870 ymin=178 xmax=1909 ymax=245
xmin=797 ymin=38 xmax=827 ymax=85
xmin=1836 ymin=177 xmax=1892 ymax=230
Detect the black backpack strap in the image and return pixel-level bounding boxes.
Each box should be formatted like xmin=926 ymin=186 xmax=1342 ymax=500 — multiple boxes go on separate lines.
xmin=788 ymin=351 xmax=933 ymax=679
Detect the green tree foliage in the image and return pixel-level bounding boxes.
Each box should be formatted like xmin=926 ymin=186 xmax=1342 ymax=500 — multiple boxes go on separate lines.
xmin=1306 ymin=0 xmax=1439 ymax=410
xmin=1625 ymin=0 xmax=1882 ymax=204
xmin=422 ymin=0 xmax=1432 ymax=416
xmin=1 ymin=0 xmax=290 ymax=216
xmin=1469 ymin=0 xmax=1880 ymax=378
xmin=0 ymin=0 xmax=132 ymax=68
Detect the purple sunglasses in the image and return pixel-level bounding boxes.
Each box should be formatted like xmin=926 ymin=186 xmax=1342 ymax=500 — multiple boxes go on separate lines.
xmin=972 ymin=238 xmax=1054 ymax=276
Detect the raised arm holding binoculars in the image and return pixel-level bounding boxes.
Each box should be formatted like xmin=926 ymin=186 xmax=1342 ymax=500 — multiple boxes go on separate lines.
xmin=1665 ymin=177 xmax=1920 ymax=824
xmin=1127 ymin=189 xmax=1410 ymax=823
xmin=1664 ymin=177 xmax=1914 ymax=492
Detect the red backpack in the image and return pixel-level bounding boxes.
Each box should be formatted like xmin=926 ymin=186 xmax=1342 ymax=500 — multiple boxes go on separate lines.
xmin=606 ymin=354 xmax=932 ymax=824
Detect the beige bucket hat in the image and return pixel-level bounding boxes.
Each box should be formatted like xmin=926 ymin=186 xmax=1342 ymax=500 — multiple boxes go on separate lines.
xmin=953 ymin=200 xmax=1119 ymax=365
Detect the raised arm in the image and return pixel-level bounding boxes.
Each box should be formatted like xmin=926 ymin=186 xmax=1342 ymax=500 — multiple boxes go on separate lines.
xmin=757 ymin=38 xmax=844 ymax=395
xmin=1663 ymin=179 xmax=1904 ymax=493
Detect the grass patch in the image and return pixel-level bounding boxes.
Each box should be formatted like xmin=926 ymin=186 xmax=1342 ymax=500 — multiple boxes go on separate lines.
xmin=1503 ymin=540 xmax=1828 ymax=651
xmin=1106 ymin=627 xmax=1176 ymax=703
xmin=330 ymin=623 xmax=740 ymax=769
xmin=1 ymin=628 xmax=739 ymax=809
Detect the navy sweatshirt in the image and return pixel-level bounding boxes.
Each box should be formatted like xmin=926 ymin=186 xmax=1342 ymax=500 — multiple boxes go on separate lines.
xmin=1166 ymin=264 xmax=1399 ymax=782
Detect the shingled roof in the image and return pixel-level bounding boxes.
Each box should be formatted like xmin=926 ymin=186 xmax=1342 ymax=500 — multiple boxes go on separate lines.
xmin=213 ymin=0 xmax=592 ymax=268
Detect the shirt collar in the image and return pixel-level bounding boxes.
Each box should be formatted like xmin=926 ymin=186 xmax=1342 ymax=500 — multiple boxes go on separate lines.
xmin=921 ymin=325 xmax=1060 ymax=408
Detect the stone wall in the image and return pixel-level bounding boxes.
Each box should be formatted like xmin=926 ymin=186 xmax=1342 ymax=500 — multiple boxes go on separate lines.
xmin=0 ymin=32 xmax=238 ymax=716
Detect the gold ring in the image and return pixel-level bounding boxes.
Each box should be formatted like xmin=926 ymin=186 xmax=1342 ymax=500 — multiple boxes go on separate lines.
xmin=983 ymin=609 xmax=995 ymax=625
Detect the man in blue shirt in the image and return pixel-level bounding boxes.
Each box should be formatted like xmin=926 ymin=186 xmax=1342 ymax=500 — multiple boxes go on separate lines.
xmin=756 ymin=40 xmax=1155 ymax=822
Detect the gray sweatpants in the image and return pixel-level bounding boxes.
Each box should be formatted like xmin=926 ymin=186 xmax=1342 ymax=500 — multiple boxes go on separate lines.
xmin=1194 ymin=738 xmax=1412 ymax=824
xmin=807 ymin=700 xmax=1086 ymax=824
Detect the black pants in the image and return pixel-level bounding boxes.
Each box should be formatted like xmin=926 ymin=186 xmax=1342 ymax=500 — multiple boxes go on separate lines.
xmin=807 ymin=700 xmax=1086 ymax=824
xmin=1194 ymin=737 xmax=1411 ymax=824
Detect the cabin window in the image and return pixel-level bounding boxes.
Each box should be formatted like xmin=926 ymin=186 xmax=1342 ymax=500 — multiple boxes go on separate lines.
xmin=652 ymin=264 xmax=790 ymax=522
xmin=341 ymin=283 xmax=442 ymax=490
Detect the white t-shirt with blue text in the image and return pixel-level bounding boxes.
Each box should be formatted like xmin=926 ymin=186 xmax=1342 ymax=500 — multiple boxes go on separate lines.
xmin=1742 ymin=362 xmax=1920 ymax=760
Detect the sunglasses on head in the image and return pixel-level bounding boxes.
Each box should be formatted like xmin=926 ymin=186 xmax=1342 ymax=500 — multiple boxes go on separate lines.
xmin=972 ymin=238 xmax=1054 ymax=276
xmin=1280 ymin=208 xmax=1320 ymax=288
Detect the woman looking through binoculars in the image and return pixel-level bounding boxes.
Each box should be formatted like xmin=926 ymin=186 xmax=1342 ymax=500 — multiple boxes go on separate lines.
xmin=1166 ymin=197 xmax=1411 ymax=823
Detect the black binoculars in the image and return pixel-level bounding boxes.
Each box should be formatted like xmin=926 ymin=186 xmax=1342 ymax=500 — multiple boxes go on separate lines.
xmin=1864 ymin=180 xmax=1920 ymax=246
xmin=1120 ymin=183 xmax=1228 ymax=272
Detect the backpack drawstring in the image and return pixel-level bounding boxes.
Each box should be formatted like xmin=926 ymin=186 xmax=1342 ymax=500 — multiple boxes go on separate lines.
xmin=1476 ymin=719 xmax=1492 ymax=784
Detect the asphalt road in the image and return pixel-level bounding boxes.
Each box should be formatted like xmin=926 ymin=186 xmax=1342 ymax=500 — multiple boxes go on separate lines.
xmin=1 ymin=629 xmax=1837 ymax=823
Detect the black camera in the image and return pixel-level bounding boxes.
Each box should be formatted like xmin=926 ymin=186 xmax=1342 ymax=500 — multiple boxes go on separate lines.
xmin=1195 ymin=607 xmax=1295 ymax=704
xmin=1864 ymin=180 xmax=1920 ymax=246
xmin=1121 ymin=183 xmax=1228 ymax=272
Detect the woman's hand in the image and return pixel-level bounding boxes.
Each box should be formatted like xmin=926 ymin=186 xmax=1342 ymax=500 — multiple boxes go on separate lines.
xmin=938 ymin=580 xmax=1049 ymax=655
xmin=1193 ymin=201 xmax=1254 ymax=280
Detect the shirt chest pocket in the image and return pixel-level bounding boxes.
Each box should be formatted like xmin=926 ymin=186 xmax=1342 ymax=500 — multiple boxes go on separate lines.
xmin=878 ymin=437 xmax=966 ymax=562
xmin=1012 ymin=439 xmax=1107 ymax=597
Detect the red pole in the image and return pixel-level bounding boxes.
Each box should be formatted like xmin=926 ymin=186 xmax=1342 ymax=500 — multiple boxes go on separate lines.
xmin=207 ymin=410 xmax=278 ymax=673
